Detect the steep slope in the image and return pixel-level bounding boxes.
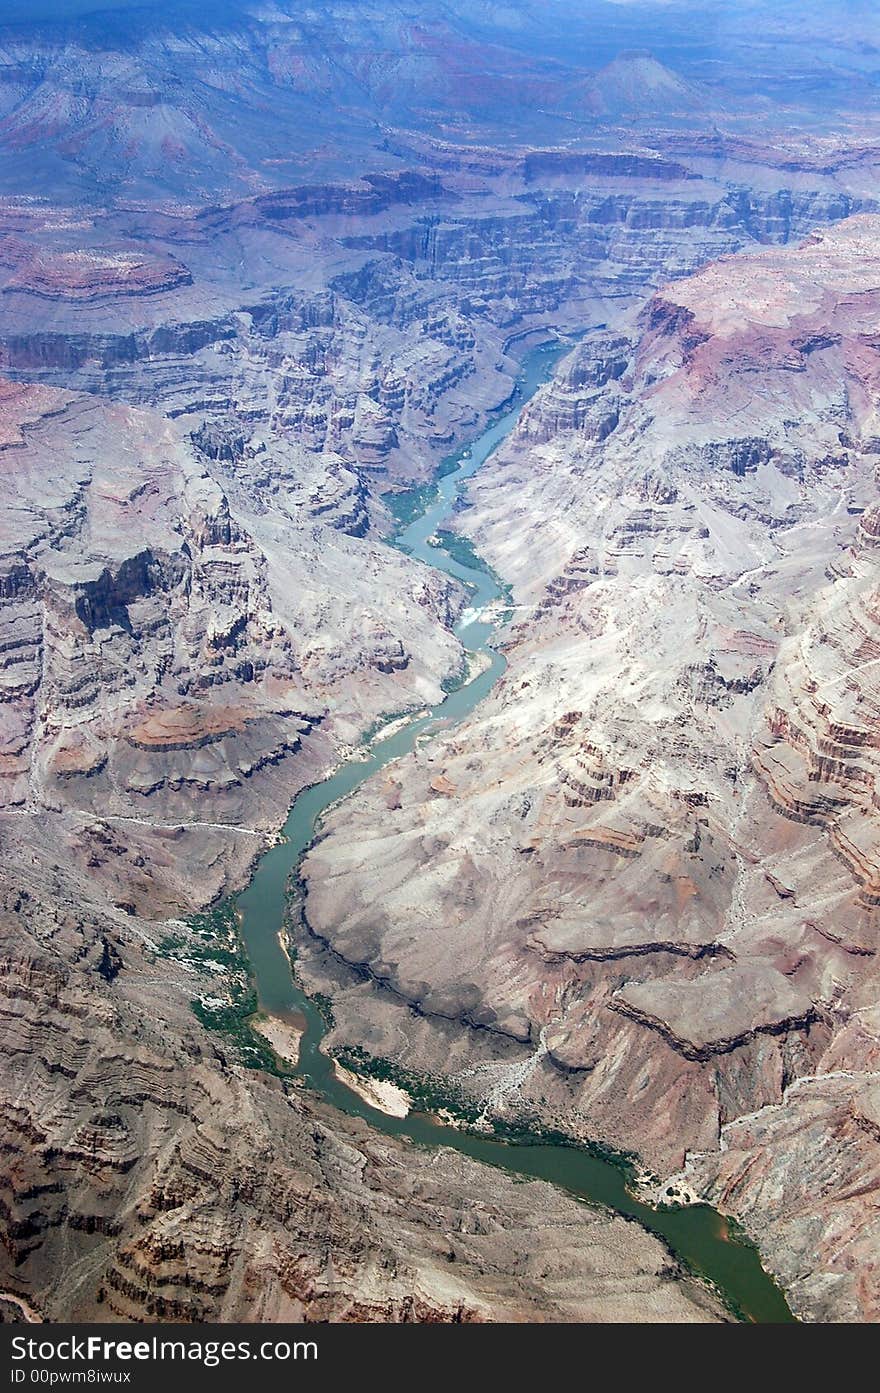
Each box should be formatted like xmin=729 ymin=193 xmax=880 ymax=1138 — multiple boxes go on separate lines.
xmin=585 ymin=53 xmax=710 ymax=120
xmin=0 ymin=820 xmax=723 ymax=1323
xmin=0 ymin=376 xmax=467 ymax=915
xmin=2 ymin=0 xmax=880 ymax=1327
xmin=296 ymin=216 xmax=880 ymax=1322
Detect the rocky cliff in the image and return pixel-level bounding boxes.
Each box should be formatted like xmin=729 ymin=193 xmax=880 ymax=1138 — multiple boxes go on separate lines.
xmin=0 ymin=818 xmax=723 ymax=1323
xmin=2 ymin=0 xmax=880 ymax=1326
xmin=297 ymin=216 xmax=880 ymax=1323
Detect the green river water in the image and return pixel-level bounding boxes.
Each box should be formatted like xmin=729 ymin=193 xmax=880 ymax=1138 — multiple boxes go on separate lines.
xmin=234 ymin=339 xmax=795 ymax=1324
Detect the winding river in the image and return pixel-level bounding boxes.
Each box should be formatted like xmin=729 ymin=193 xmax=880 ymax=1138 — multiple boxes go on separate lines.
xmin=235 ymin=340 xmax=795 ymax=1324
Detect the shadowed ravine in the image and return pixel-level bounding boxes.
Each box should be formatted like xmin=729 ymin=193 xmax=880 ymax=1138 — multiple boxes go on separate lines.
xmin=234 ymin=339 xmax=796 ymax=1325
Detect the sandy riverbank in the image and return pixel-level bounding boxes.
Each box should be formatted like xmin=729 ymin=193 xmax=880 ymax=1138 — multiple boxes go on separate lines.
xmin=252 ymin=1016 xmax=303 ymax=1068
xmin=333 ymin=1060 xmax=412 ymax=1118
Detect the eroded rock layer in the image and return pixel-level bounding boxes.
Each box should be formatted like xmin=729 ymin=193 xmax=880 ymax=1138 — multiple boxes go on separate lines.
xmin=0 ymin=823 xmax=722 ymax=1323
xmin=2 ymin=0 xmax=880 ymax=1325
xmin=298 ymin=216 xmax=880 ymax=1323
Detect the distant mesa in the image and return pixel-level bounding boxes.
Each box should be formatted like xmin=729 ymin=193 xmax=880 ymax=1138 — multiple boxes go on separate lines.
xmin=0 ymin=246 xmax=192 ymax=303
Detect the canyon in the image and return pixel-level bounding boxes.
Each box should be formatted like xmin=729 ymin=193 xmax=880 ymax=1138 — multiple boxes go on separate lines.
xmin=1 ymin=0 xmax=879 ymax=1325
xmin=299 ymin=214 xmax=880 ymax=1323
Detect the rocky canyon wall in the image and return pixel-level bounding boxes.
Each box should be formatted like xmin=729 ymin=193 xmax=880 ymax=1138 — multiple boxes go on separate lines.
xmin=297 ymin=216 xmax=880 ymax=1323
xmin=2 ymin=0 xmax=880 ymax=1324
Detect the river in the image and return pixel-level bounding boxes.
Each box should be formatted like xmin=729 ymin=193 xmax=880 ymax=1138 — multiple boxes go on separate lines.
xmin=235 ymin=338 xmax=795 ymax=1324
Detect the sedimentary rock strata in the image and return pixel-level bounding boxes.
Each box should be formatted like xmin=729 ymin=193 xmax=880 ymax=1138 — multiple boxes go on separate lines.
xmin=0 ymin=247 xmax=192 ymax=303
xmin=0 ymin=372 xmax=468 ymax=903
xmin=611 ymin=966 xmax=817 ymax=1060
xmin=299 ymin=216 xmax=880 ymax=1322
xmin=2 ymin=0 xmax=880 ymax=1327
xmin=0 ymin=829 xmax=722 ymax=1323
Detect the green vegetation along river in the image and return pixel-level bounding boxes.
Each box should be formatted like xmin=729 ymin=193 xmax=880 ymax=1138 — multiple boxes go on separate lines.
xmin=234 ymin=339 xmax=796 ymax=1324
